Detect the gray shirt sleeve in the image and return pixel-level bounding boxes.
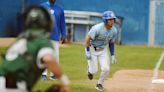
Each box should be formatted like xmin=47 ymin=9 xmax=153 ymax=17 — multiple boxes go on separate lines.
xmin=88 ymin=26 xmax=98 ymax=40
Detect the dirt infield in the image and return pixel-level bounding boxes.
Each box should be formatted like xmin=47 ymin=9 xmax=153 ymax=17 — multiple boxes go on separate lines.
xmin=0 ymin=38 xmax=69 ymax=48
xmin=0 ymin=38 xmax=16 ymax=47
xmin=104 ymin=70 xmax=164 ymax=92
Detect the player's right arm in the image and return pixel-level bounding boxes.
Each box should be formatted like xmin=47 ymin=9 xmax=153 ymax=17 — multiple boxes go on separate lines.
xmin=37 ymin=46 xmax=70 ymax=92
xmin=85 ymin=35 xmax=91 ymax=60
xmin=85 ymin=26 xmax=97 ymax=60
xmin=42 ymin=54 xmax=62 ymax=79
xmin=41 ymin=54 xmax=70 ymax=92
xmin=85 ymin=35 xmax=91 ymax=48
xmin=85 ymin=26 xmax=97 ymax=48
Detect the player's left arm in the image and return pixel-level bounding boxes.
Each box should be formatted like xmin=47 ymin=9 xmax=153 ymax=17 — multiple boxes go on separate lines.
xmin=109 ymin=27 xmax=118 ymax=64
xmin=60 ymin=8 xmax=66 ymax=44
xmin=109 ymin=28 xmax=117 ymax=56
xmin=109 ymin=42 xmax=115 ymax=56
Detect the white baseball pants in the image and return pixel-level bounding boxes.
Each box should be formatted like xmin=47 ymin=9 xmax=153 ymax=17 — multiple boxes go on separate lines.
xmin=87 ymin=46 xmax=110 ymax=85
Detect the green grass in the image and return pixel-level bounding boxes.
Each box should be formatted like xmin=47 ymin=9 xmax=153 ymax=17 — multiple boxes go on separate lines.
xmin=0 ymin=47 xmax=7 ymax=64
xmin=0 ymin=44 xmax=164 ymax=92
xmin=160 ymin=59 xmax=164 ymax=70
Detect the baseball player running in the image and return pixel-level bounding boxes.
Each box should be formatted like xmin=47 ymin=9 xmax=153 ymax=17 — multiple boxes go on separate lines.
xmin=85 ymin=11 xmax=117 ymax=91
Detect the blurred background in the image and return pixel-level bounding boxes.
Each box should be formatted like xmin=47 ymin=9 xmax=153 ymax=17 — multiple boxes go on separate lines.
xmin=0 ymin=0 xmax=163 ymax=46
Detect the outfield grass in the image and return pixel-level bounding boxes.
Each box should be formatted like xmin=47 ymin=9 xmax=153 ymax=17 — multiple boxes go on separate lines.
xmin=0 ymin=44 xmax=164 ymax=92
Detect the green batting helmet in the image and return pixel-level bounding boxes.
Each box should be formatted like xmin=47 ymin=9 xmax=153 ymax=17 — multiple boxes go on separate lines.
xmin=23 ymin=6 xmax=53 ymax=32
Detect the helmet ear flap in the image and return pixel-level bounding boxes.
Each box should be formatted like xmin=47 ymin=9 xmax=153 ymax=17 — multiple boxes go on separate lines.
xmin=103 ymin=19 xmax=106 ymax=23
xmin=104 ymin=20 xmax=107 ymax=23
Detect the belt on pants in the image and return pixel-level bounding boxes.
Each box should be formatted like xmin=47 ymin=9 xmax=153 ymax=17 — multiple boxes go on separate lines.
xmin=91 ymin=46 xmax=104 ymax=52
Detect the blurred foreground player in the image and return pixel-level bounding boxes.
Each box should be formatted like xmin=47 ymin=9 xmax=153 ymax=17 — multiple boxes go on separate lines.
xmin=0 ymin=6 xmax=69 ymax=92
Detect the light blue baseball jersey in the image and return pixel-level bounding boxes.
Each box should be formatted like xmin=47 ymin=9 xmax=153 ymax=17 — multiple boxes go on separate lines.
xmin=88 ymin=22 xmax=117 ymax=49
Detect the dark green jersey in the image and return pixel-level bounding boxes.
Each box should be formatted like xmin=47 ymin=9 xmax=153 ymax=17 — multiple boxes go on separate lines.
xmin=0 ymin=36 xmax=54 ymax=90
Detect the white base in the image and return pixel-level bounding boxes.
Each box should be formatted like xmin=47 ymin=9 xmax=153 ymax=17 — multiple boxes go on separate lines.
xmin=152 ymin=79 xmax=164 ymax=84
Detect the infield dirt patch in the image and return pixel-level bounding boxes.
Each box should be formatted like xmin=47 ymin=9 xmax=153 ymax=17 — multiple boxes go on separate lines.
xmin=0 ymin=38 xmax=16 ymax=47
xmin=104 ymin=70 xmax=164 ymax=92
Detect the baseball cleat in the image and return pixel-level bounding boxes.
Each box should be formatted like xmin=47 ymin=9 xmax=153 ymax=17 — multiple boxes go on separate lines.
xmin=50 ymin=75 xmax=57 ymax=80
xmin=42 ymin=75 xmax=47 ymax=80
xmin=95 ymin=84 xmax=104 ymax=91
xmin=88 ymin=72 xmax=93 ymax=80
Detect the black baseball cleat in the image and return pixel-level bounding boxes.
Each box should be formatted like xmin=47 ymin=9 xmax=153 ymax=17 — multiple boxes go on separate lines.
xmin=95 ymin=84 xmax=104 ymax=91
xmin=88 ymin=72 xmax=93 ymax=80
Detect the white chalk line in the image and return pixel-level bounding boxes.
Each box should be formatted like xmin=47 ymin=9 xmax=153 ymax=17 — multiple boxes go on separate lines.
xmin=148 ymin=50 xmax=164 ymax=92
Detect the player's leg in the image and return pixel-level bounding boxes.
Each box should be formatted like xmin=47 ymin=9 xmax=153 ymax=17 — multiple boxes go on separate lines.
xmin=42 ymin=40 xmax=59 ymax=80
xmin=51 ymin=40 xmax=59 ymax=62
xmin=87 ymin=54 xmax=98 ymax=80
xmin=96 ymin=48 xmax=110 ymax=91
xmin=50 ymin=40 xmax=59 ymax=80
